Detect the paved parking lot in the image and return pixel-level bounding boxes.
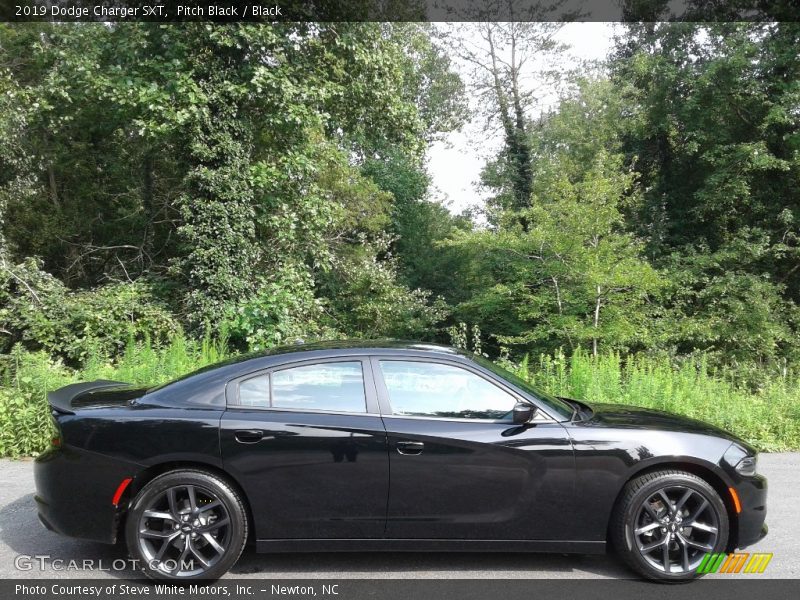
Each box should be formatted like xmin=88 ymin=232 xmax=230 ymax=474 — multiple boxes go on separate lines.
xmin=0 ymin=455 xmax=795 ymax=579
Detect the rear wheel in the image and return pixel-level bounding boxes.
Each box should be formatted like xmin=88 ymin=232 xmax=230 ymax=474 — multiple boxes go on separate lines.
xmin=125 ymin=470 xmax=247 ymax=580
xmin=610 ymin=470 xmax=729 ymax=581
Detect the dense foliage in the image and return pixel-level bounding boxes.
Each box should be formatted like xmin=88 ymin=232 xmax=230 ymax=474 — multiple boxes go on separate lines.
xmin=1 ymin=22 xmax=798 ymax=454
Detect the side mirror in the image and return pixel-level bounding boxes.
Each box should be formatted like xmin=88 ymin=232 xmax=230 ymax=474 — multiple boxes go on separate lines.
xmin=512 ymin=402 xmax=537 ymax=424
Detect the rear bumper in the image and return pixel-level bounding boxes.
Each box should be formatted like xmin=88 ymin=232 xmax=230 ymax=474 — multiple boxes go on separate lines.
xmin=34 ymin=445 xmax=138 ymax=544
xmin=734 ymin=473 xmax=768 ymax=549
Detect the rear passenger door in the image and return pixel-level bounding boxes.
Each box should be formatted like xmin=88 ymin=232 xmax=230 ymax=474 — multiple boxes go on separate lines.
xmin=220 ymin=357 xmax=389 ymax=540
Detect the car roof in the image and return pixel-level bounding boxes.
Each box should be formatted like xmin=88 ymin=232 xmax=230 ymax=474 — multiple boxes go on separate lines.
xmin=261 ymin=339 xmax=459 ymax=355
xmin=216 ymin=339 xmax=462 ymax=368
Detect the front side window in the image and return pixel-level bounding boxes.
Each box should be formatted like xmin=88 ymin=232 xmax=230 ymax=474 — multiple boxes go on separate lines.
xmin=379 ymin=360 xmax=516 ymax=420
xmin=270 ymin=361 xmax=367 ymax=413
xmin=471 ymin=356 xmax=573 ymax=420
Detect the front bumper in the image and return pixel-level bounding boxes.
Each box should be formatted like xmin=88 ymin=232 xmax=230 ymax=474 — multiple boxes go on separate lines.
xmin=733 ymin=473 xmax=768 ymax=549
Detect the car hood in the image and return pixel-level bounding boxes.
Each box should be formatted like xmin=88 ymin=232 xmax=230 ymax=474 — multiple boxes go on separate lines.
xmin=573 ymin=399 xmax=745 ymax=444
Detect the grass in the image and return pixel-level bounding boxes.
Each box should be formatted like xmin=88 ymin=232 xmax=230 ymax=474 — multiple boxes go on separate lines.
xmin=0 ymin=338 xmax=798 ymax=457
xmin=513 ymin=348 xmax=800 ymax=452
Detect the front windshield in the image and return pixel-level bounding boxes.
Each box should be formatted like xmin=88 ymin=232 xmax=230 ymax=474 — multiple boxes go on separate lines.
xmin=473 ymin=356 xmax=574 ymax=420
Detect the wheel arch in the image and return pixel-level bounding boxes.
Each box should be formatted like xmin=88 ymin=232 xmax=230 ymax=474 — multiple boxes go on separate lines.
xmin=608 ymin=459 xmax=740 ymax=551
xmin=117 ymin=460 xmax=256 ymax=545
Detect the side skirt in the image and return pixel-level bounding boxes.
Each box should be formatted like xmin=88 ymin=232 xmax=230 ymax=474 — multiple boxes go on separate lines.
xmin=256 ymin=539 xmax=606 ymax=554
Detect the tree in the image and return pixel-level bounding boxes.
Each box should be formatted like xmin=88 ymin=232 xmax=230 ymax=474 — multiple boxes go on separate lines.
xmin=0 ymin=22 xmax=465 ymax=346
xmin=447 ymin=78 xmax=662 ymax=357
xmin=360 ymin=149 xmax=472 ymax=301
xmin=443 ymin=20 xmax=566 ymax=215
xmin=388 ymin=23 xmax=469 ymax=143
xmin=450 ymin=152 xmax=662 ymax=357
xmin=613 ymin=21 xmax=800 ymax=363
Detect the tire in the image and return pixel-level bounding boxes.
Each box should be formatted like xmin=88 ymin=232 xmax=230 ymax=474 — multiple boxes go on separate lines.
xmin=610 ymin=469 xmax=729 ymax=582
xmin=125 ymin=469 xmax=248 ymax=581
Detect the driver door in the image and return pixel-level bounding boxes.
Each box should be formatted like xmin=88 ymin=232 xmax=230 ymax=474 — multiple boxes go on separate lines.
xmin=372 ymin=357 xmax=574 ymax=540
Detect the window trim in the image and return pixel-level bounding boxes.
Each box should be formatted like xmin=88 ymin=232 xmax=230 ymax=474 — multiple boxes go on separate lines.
xmin=370 ymin=356 xmax=556 ymax=424
xmin=225 ymin=356 xmax=379 ymax=415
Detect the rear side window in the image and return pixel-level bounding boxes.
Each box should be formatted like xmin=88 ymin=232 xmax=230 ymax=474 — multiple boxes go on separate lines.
xmin=239 ymin=374 xmax=269 ymax=407
xmin=237 ymin=361 xmax=367 ymax=413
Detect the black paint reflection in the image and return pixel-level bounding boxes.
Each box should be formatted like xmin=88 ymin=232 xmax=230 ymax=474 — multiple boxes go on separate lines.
xmin=330 ymin=433 xmax=360 ymax=463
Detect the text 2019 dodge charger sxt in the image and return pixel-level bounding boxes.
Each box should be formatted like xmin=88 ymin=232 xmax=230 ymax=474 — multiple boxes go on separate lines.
xmin=34 ymin=341 xmax=767 ymax=581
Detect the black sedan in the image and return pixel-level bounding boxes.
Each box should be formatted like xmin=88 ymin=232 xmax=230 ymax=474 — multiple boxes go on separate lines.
xmin=34 ymin=341 xmax=767 ymax=581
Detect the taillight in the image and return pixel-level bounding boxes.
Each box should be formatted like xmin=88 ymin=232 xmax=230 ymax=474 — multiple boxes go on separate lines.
xmin=112 ymin=478 xmax=133 ymax=506
xmin=49 ymin=411 xmax=63 ymax=448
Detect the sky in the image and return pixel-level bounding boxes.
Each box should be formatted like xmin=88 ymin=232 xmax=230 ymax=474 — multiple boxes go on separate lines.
xmin=426 ymin=22 xmax=618 ymax=214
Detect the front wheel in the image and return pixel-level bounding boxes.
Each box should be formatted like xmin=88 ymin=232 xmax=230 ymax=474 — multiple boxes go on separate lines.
xmin=125 ymin=470 xmax=248 ymax=580
xmin=610 ymin=470 xmax=729 ymax=582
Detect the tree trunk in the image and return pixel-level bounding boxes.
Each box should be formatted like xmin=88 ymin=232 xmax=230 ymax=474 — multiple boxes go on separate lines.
xmin=141 ymin=152 xmax=155 ymax=270
xmin=593 ymin=285 xmax=602 ymax=357
xmin=47 ymin=163 xmax=60 ymax=210
xmin=509 ymin=29 xmax=533 ymax=214
xmin=552 ymin=275 xmax=574 ymax=350
xmin=486 ymin=27 xmax=516 ymax=154
xmin=485 ymin=24 xmax=532 ymax=226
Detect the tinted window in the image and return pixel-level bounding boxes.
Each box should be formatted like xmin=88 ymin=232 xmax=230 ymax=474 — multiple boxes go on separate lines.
xmin=472 ymin=356 xmax=573 ymax=420
xmin=271 ymin=362 xmax=366 ymax=413
xmin=379 ymin=361 xmax=516 ymax=420
xmin=239 ymin=374 xmax=270 ymax=407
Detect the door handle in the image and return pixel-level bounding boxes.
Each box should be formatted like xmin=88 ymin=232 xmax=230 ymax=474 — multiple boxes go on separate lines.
xmin=396 ymin=441 xmax=424 ymax=455
xmin=234 ymin=429 xmax=264 ymax=444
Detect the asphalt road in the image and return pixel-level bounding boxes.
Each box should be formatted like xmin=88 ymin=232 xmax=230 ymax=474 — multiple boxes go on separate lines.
xmin=0 ymin=454 xmax=796 ymax=580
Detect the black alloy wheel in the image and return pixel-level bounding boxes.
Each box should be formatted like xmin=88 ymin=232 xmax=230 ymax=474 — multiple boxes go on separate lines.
xmin=611 ymin=470 xmax=729 ymax=581
xmin=126 ymin=470 xmax=248 ymax=580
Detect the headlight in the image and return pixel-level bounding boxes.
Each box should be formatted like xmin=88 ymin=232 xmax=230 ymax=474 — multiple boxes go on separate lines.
xmin=735 ymin=455 xmax=758 ymax=477
xmin=724 ymin=443 xmax=758 ymax=477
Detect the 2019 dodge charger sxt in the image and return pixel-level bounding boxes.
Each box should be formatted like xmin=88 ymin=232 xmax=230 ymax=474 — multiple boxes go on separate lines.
xmin=34 ymin=341 xmax=767 ymax=581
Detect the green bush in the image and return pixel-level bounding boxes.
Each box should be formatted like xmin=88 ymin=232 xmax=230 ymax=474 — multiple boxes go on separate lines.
xmin=1 ymin=339 xmax=798 ymax=457
xmin=1 ymin=257 xmax=179 ymax=364
xmin=0 ymin=334 xmax=229 ymax=457
xmin=223 ymin=268 xmax=339 ymax=350
xmin=0 ymin=348 xmax=70 ymax=457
